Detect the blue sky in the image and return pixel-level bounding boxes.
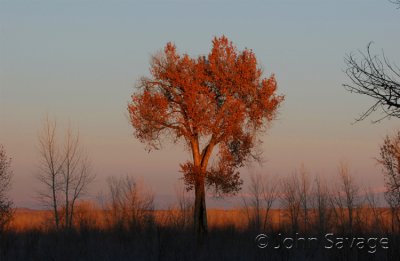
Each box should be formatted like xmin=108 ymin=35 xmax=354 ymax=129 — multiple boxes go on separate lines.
xmin=1 ymin=0 xmax=399 ymax=208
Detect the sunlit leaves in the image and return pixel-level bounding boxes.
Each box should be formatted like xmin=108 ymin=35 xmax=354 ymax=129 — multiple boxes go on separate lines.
xmin=128 ymin=36 xmax=283 ymax=195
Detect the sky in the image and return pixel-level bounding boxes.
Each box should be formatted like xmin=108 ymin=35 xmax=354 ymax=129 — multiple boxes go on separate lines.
xmin=1 ymin=0 xmax=400 ymax=209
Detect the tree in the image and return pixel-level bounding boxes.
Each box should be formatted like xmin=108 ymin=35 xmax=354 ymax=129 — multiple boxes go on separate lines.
xmin=338 ymin=163 xmax=359 ymax=233
xmin=330 ymin=163 xmax=359 ymax=233
xmin=242 ymin=173 xmax=277 ymax=231
xmin=298 ymin=165 xmax=311 ymax=232
xmin=364 ymin=187 xmax=384 ymax=233
xmin=343 ymin=42 xmax=400 ymax=122
xmin=61 ymin=126 xmax=94 ymax=229
xmin=312 ymin=175 xmax=331 ymax=234
xmin=343 ymin=1 xmax=400 ymax=122
xmin=37 ymin=117 xmax=94 ymax=229
xmin=128 ymin=36 xmax=283 ymax=242
xmin=174 ymin=181 xmax=193 ymax=229
xmin=242 ymin=173 xmax=263 ymax=230
xmin=377 ymin=131 xmax=400 ymax=232
xmin=0 ymin=145 xmax=13 ymax=233
xmin=280 ymin=173 xmax=301 ymax=232
xmin=106 ymin=175 xmax=154 ymax=230
xmin=279 ymin=166 xmax=311 ymax=233
xmin=37 ymin=117 xmax=63 ymax=229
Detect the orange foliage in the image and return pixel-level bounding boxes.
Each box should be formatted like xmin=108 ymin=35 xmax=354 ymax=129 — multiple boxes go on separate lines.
xmin=128 ymin=36 xmax=284 ymax=196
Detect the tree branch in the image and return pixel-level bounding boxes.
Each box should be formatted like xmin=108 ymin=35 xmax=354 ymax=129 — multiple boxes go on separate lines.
xmin=343 ymin=42 xmax=400 ymax=122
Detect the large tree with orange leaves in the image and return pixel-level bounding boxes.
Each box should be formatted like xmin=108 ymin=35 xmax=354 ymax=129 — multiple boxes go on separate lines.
xmin=128 ymin=36 xmax=283 ymax=242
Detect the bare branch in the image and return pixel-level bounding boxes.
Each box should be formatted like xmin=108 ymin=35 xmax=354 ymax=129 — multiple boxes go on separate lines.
xmin=36 ymin=117 xmax=95 ymax=229
xmin=312 ymin=175 xmax=331 ymax=234
xmin=36 ymin=117 xmax=62 ymax=229
xmin=105 ymin=176 xmax=154 ymax=229
xmin=343 ymin=42 xmax=400 ymax=122
xmin=241 ymin=173 xmax=278 ymax=231
xmin=280 ymin=172 xmax=301 ymax=233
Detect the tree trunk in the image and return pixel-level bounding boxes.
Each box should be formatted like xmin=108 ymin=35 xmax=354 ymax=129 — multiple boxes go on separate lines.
xmin=65 ymin=179 xmax=69 ymax=229
xmin=190 ymin=138 xmax=213 ymax=245
xmin=52 ymin=179 xmax=59 ymax=229
xmin=348 ymin=207 xmax=353 ymax=234
xmin=194 ymin=174 xmax=207 ymax=244
xmin=69 ymin=201 xmax=75 ymax=229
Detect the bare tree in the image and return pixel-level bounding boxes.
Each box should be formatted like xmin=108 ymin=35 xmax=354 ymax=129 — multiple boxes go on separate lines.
xmin=312 ymin=175 xmax=331 ymax=234
xmin=243 ymin=173 xmax=263 ymax=230
xmin=364 ymin=188 xmax=384 ymax=233
xmin=378 ymin=131 xmax=400 ymax=232
xmin=299 ymin=165 xmax=311 ymax=232
xmin=242 ymin=173 xmax=278 ymax=231
xmin=37 ymin=118 xmax=94 ymax=229
xmin=37 ymin=117 xmax=63 ymax=229
xmin=174 ymin=181 xmax=193 ymax=229
xmin=340 ymin=163 xmax=358 ymax=233
xmin=280 ymin=173 xmax=301 ymax=233
xmin=343 ymin=1 xmax=400 ymax=122
xmin=329 ymin=186 xmax=345 ymax=233
xmin=106 ymin=175 xmax=154 ymax=230
xmin=261 ymin=174 xmax=278 ymax=231
xmin=343 ymin=42 xmax=400 ymax=122
xmin=61 ymin=126 xmax=94 ymax=229
xmin=163 ymin=181 xmax=194 ymax=229
xmin=331 ymin=163 xmax=359 ymax=233
xmin=0 ymin=145 xmax=13 ymax=233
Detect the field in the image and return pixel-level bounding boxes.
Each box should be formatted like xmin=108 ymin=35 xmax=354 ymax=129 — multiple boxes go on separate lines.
xmin=1 ymin=205 xmax=399 ymax=261
xmin=9 ymin=208 xmax=251 ymax=232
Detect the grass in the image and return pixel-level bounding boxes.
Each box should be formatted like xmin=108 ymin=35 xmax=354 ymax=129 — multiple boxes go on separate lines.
xmin=1 ymin=205 xmax=399 ymax=260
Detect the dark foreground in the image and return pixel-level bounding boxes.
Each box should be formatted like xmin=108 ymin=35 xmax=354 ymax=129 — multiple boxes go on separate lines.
xmin=0 ymin=226 xmax=398 ymax=261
